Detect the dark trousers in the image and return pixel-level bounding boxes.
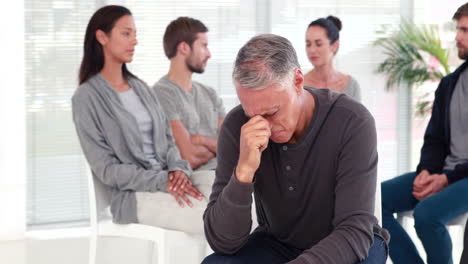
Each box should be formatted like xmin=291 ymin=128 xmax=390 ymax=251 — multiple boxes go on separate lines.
xmin=382 ymin=172 xmax=468 ymax=264
xmin=202 ymin=231 xmax=387 ymax=264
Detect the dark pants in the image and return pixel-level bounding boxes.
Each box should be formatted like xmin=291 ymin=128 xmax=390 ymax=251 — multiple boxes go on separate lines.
xmin=202 ymin=231 xmax=387 ymax=264
xmin=382 ymin=172 xmax=468 ymax=264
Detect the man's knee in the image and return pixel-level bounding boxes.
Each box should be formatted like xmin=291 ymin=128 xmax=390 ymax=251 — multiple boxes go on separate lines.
xmin=201 ymin=253 xmax=219 ymax=264
xmin=202 ymin=253 xmax=242 ymax=264
xmin=380 ymin=180 xmax=394 ymax=212
xmin=359 ymin=235 xmax=388 ymax=264
xmin=381 ymin=178 xmax=404 ymax=213
xmin=413 ymin=203 xmax=439 ymax=228
xmin=381 ymin=172 xmax=417 ymax=213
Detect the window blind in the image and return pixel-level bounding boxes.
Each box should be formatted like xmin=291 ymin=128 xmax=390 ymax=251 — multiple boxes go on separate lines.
xmin=269 ymin=0 xmax=402 ymax=182
xmin=26 ymin=0 xmax=403 ymax=225
xmin=25 ymin=0 xmax=101 ymax=225
xmin=25 ymin=0 xmax=257 ymax=225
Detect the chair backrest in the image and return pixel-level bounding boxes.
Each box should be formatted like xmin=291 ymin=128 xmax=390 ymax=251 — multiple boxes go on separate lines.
xmin=86 ymin=167 xmax=112 ymax=226
xmin=375 ymin=178 xmax=382 ymax=226
xmin=449 ymin=212 xmax=468 ymax=226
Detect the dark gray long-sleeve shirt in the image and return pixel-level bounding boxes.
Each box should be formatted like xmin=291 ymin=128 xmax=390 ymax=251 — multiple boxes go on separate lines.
xmin=203 ymin=87 xmax=388 ymax=263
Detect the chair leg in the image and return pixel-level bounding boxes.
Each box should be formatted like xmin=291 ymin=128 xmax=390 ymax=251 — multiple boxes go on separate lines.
xmin=157 ymin=239 xmax=166 ymax=264
xmin=88 ymin=234 xmax=98 ymax=264
xmin=148 ymin=241 xmax=155 ymax=264
xmin=150 ymin=239 xmax=166 ymax=264
xmin=397 ymin=213 xmax=404 ymax=225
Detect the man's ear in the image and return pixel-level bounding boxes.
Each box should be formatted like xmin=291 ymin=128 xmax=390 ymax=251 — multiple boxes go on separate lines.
xmin=293 ymin=68 xmax=304 ymax=94
xmin=177 ymin=41 xmax=191 ymax=57
xmin=96 ymin=29 xmax=108 ymax=45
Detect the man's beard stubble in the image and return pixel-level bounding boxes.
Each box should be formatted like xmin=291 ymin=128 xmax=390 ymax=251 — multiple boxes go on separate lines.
xmin=458 ymin=43 xmax=468 ymax=60
xmin=459 ymin=50 xmax=468 ymax=60
xmin=186 ymin=57 xmax=205 ymax=74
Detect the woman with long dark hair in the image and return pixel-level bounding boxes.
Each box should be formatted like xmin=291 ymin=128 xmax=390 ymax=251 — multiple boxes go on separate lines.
xmin=304 ymin=16 xmax=361 ymax=101
xmin=73 ymin=5 xmax=211 ymax=233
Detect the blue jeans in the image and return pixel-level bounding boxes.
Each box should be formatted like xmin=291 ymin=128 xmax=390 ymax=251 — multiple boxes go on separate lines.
xmin=382 ymin=172 xmax=468 ymax=264
xmin=202 ymin=231 xmax=387 ymax=264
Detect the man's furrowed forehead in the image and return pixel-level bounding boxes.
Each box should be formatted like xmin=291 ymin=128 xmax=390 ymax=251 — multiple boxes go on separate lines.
xmin=243 ymin=107 xmax=279 ymax=118
xmin=237 ymin=83 xmax=286 ymax=113
xmin=242 ymin=102 xmax=280 ymax=118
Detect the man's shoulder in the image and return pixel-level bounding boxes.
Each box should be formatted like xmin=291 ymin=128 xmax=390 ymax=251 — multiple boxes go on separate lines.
xmin=337 ymin=94 xmax=371 ymax=113
xmin=153 ymin=76 xmax=174 ymax=88
xmin=335 ymin=97 xmax=374 ymax=125
xmin=441 ymin=61 xmax=468 ymax=83
xmin=431 ymin=62 xmax=468 ymax=98
xmin=308 ymin=87 xmax=373 ymax=125
xmin=217 ymin=105 xmax=247 ymax=145
xmin=308 ymin=87 xmax=371 ymax=117
xmin=152 ymin=76 xmax=179 ymax=95
xmin=193 ymin=80 xmax=218 ymax=94
xmin=222 ymin=105 xmax=248 ymax=128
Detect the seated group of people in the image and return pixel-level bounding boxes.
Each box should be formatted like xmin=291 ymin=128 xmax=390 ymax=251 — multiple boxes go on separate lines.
xmin=72 ymin=3 xmax=468 ymax=264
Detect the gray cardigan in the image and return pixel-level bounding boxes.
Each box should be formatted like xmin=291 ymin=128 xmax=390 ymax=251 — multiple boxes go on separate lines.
xmin=72 ymin=74 xmax=191 ymax=224
xmin=344 ymin=77 xmax=362 ymax=102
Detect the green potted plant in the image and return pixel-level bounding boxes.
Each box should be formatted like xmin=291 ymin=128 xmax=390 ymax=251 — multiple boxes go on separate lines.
xmin=374 ymin=21 xmax=450 ymax=116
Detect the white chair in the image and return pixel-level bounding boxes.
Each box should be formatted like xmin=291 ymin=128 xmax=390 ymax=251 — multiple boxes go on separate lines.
xmin=87 ymin=168 xmax=209 ymax=264
xmin=375 ymin=179 xmax=382 ymax=226
xmin=397 ymin=211 xmax=468 ymax=227
xmin=397 ymin=210 xmax=468 ymax=262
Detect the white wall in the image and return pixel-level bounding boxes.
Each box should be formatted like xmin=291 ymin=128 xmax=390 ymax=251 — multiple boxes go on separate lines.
xmin=0 ymin=0 xmax=26 ymax=240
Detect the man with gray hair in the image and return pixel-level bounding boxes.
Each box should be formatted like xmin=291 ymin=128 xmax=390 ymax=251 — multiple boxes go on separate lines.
xmin=202 ymin=34 xmax=389 ymax=263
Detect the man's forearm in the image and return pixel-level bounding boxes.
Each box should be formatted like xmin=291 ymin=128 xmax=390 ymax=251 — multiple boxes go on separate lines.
xmin=201 ymin=136 xmax=218 ymax=154
xmin=287 ymin=217 xmax=374 ymax=264
xmin=188 ymin=145 xmax=215 ymax=169
xmin=447 ymin=162 xmax=468 ymax=183
xmin=204 ymin=174 xmax=254 ymax=254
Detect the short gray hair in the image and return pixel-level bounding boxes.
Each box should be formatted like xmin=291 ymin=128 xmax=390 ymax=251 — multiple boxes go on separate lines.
xmin=233 ymin=34 xmax=300 ymax=90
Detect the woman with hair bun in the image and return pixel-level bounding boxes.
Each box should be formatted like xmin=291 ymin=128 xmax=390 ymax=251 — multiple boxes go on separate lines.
xmin=304 ymin=15 xmax=361 ymax=101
